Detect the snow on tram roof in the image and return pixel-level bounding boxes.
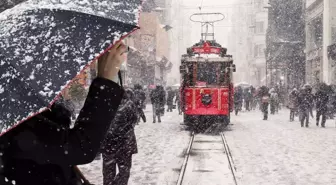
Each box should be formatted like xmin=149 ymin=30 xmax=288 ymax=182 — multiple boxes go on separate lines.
xmin=182 ymin=54 xmax=233 ymax=62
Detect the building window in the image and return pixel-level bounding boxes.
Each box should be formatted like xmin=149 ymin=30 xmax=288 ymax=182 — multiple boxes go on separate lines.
xmin=255 ymin=21 xmax=264 ymax=34
xmin=332 ymin=27 xmax=336 ymax=44
xmin=254 ymin=44 xmax=265 ymax=57
xmin=255 ymin=0 xmax=263 ymax=11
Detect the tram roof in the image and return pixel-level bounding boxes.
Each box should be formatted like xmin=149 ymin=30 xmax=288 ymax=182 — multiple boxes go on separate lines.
xmin=181 ymin=56 xmax=233 ymax=62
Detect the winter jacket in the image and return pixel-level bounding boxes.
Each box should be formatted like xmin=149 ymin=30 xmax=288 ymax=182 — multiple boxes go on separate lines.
xmin=298 ymin=90 xmax=314 ymax=111
xmin=167 ymin=90 xmax=175 ymax=106
xmin=0 ymin=78 xmax=124 ymax=185
xmin=134 ymin=89 xmax=146 ymax=107
xmin=315 ymin=90 xmax=329 ymax=112
xmin=102 ymin=98 xmax=138 ymax=156
xmin=270 ymin=92 xmax=279 ymax=104
xmin=234 ymin=92 xmax=243 ymax=104
xmin=288 ymin=91 xmax=299 ymax=109
xmin=243 ymin=90 xmax=252 ymax=102
xmin=150 ymin=88 xmax=166 ymax=106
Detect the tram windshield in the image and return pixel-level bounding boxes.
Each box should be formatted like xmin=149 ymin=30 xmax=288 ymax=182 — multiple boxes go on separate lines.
xmin=184 ymin=62 xmax=231 ymax=87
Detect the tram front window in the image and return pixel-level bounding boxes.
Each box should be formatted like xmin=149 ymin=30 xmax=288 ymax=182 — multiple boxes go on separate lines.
xmin=197 ymin=63 xmax=218 ymax=85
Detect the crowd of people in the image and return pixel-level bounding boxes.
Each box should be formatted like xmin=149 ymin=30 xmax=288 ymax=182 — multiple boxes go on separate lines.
xmin=234 ymin=83 xmax=336 ymax=127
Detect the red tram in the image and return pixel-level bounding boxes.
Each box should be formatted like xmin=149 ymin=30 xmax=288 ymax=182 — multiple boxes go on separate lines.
xmin=179 ymin=13 xmax=236 ymax=129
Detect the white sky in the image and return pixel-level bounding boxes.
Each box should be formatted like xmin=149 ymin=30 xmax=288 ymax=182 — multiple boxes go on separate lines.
xmin=167 ymin=0 xmax=242 ymax=84
xmin=180 ymin=0 xmax=238 ymax=47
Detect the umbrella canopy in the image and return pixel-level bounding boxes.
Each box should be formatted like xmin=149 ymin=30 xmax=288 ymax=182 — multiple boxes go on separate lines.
xmin=0 ymin=0 xmax=27 ymax=13
xmin=235 ymin=82 xmax=250 ymax=88
xmin=0 ymin=0 xmax=143 ymax=135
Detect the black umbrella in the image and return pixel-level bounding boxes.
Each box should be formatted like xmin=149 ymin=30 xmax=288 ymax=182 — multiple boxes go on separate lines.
xmin=0 ymin=0 xmax=143 ymax=135
xmin=0 ymin=0 xmax=27 ymax=13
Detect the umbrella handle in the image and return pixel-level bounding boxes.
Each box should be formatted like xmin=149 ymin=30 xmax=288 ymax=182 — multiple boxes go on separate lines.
xmin=118 ymin=71 xmax=123 ymax=87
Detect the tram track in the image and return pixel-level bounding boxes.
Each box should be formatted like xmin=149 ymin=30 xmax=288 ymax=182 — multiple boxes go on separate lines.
xmin=176 ymin=132 xmax=238 ymax=185
xmin=221 ymin=132 xmax=238 ymax=185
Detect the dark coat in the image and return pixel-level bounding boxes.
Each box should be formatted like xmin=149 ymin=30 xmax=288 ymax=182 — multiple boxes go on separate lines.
xmin=150 ymin=88 xmax=166 ymax=105
xmin=315 ymin=89 xmax=329 ymax=112
xmin=288 ymin=90 xmax=299 ymax=109
xmin=175 ymin=91 xmax=181 ymax=105
xmin=243 ymin=89 xmax=252 ymax=102
xmin=134 ymin=88 xmax=146 ymax=107
xmin=150 ymin=87 xmax=165 ymax=115
xmin=234 ymin=87 xmax=243 ymax=103
xmin=258 ymin=86 xmax=270 ymax=104
xmin=102 ymin=98 xmax=138 ymax=156
xmin=167 ymin=90 xmax=175 ymax=106
xmin=298 ymin=89 xmax=314 ymax=111
xmin=0 ymin=78 xmax=124 ymax=185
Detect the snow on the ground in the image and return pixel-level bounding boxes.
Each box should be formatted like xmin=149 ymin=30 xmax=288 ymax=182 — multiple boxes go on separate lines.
xmin=182 ymin=134 xmax=236 ymax=185
xmin=226 ymin=109 xmax=336 ymax=185
xmin=79 ymin=105 xmax=190 ymax=185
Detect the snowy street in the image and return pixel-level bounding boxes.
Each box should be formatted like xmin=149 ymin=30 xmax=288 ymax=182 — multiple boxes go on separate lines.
xmin=79 ymin=105 xmax=190 ymax=185
xmin=227 ymin=110 xmax=336 ymax=185
xmin=80 ymin=107 xmax=336 ymax=185
xmin=180 ymin=134 xmax=236 ymax=185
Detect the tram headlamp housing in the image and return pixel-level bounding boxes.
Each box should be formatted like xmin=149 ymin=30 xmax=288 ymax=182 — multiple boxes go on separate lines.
xmin=202 ymin=94 xmax=212 ymax=105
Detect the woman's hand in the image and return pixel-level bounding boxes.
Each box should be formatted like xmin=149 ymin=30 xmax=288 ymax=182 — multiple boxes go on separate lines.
xmin=98 ymin=41 xmax=128 ymax=81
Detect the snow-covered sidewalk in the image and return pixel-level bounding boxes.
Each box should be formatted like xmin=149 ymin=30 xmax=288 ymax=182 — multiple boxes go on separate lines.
xmin=225 ymin=109 xmax=336 ymax=185
xmin=79 ymin=105 xmax=190 ymax=185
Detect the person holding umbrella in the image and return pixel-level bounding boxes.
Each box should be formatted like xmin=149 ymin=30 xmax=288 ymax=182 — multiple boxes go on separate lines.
xmin=0 ymin=42 xmax=127 ymax=185
xmin=101 ymin=88 xmax=138 ymax=185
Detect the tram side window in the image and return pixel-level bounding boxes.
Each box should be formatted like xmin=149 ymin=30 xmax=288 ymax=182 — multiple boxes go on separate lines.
xmin=219 ymin=64 xmax=230 ymax=86
xmin=197 ymin=63 xmax=217 ymax=85
xmin=185 ymin=63 xmax=194 ymax=86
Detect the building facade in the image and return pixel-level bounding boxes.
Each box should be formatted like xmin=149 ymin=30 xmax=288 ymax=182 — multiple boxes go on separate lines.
xmin=248 ymin=0 xmax=268 ymax=86
xmin=228 ymin=2 xmax=252 ymax=84
xmin=266 ymin=0 xmax=305 ymax=89
xmin=227 ymin=0 xmax=268 ymax=87
xmin=306 ymin=0 xmax=336 ymax=85
xmin=124 ymin=0 xmax=172 ymax=87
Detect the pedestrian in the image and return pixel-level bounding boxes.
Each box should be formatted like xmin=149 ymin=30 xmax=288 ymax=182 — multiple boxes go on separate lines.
xmin=0 ymin=42 xmax=127 ymax=185
xmin=315 ymin=83 xmax=329 ymax=127
xmin=258 ymin=86 xmax=270 ymax=120
xmin=298 ymin=85 xmax=314 ymax=127
xmin=269 ymin=88 xmax=279 ymax=115
xmin=133 ymin=84 xmax=146 ymax=123
xmin=326 ymin=85 xmax=336 ymax=119
xmin=250 ymin=86 xmax=257 ymax=110
xmin=158 ymin=86 xmax=166 ymax=116
xmin=243 ymin=88 xmax=252 ymax=111
xmin=234 ymin=86 xmax=243 ymax=115
xmin=175 ymin=89 xmax=182 ymax=115
xmin=134 ymin=84 xmax=146 ymax=109
xmin=288 ymin=88 xmax=299 ymax=122
xmin=150 ymin=86 xmax=165 ymax=123
xmin=167 ymin=87 xmax=175 ymax=112
xmin=101 ymin=88 xmax=138 ymax=185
